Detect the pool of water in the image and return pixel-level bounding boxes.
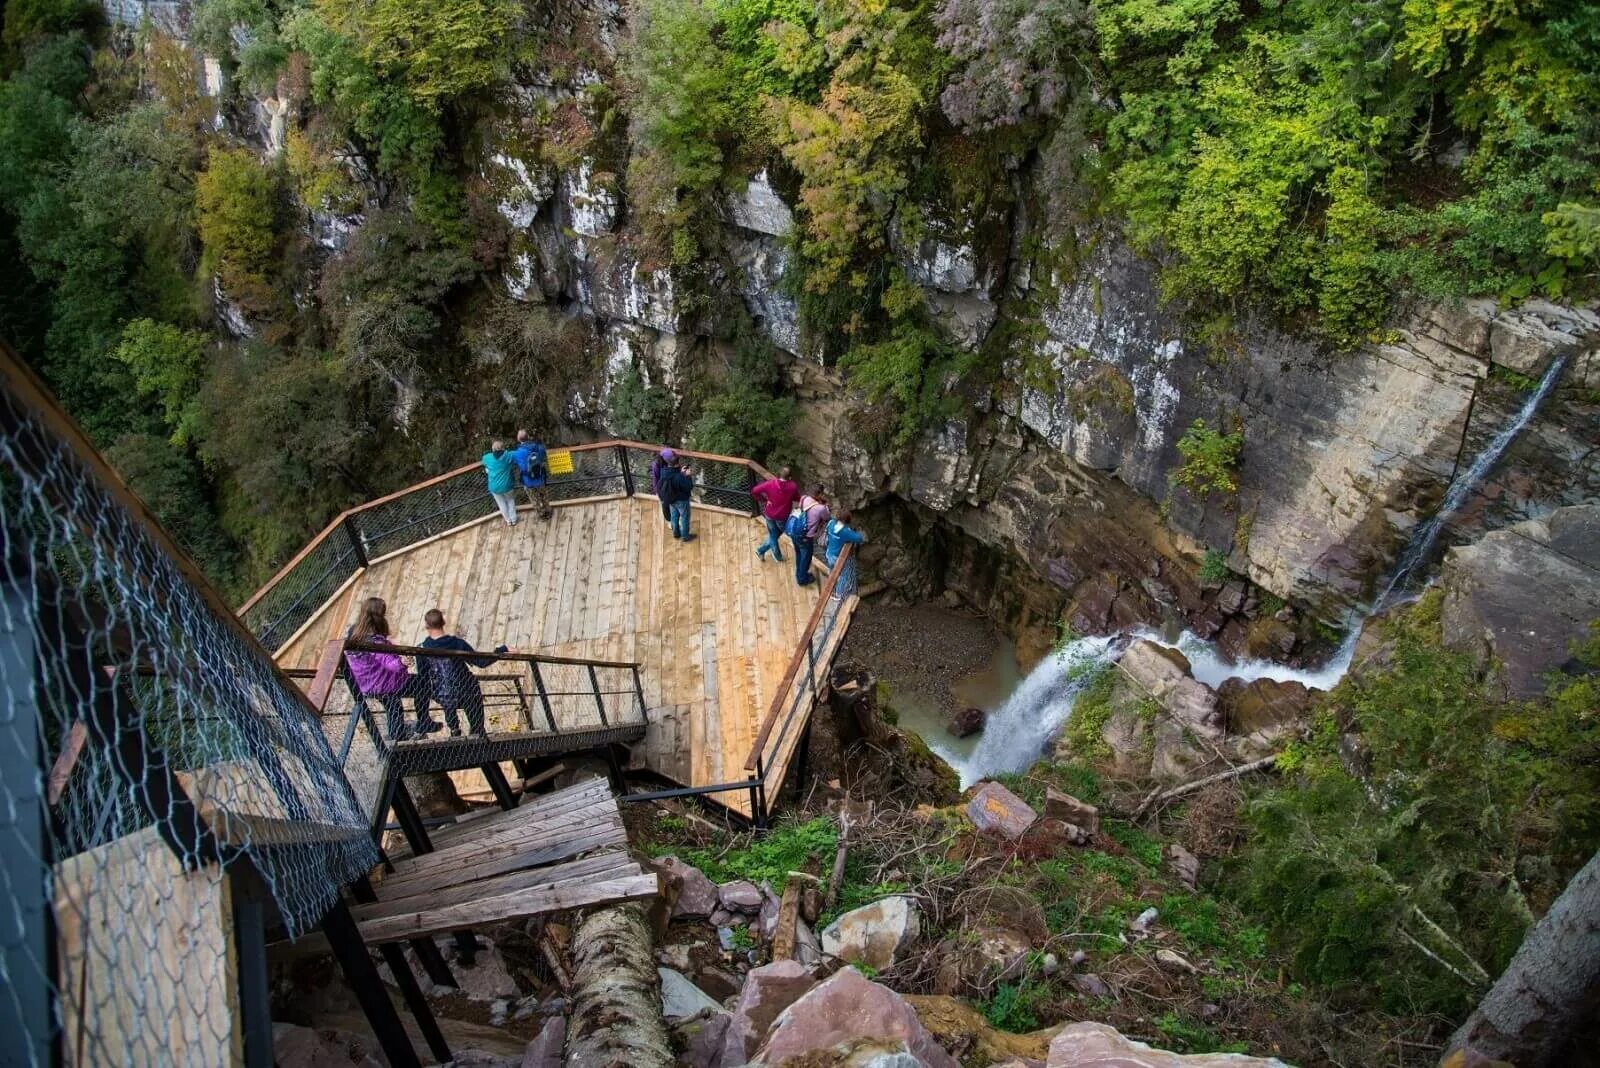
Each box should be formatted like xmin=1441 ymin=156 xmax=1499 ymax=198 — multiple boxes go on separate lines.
xmin=887 ymin=635 xmax=1022 ymax=775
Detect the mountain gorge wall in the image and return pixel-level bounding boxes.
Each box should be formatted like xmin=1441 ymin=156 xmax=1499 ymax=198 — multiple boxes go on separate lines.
xmin=158 ymin=0 xmax=1600 ymax=650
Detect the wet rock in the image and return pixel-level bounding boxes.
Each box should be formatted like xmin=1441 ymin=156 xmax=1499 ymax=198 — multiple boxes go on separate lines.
xmin=1047 ymin=1021 xmax=1288 ymax=1066
xmin=720 ymin=880 xmax=765 ymax=913
xmin=756 ymin=968 xmax=958 ymax=1068
xmin=1217 ymin=677 xmax=1312 ymax=759
xmin=661 ymin=967 xmax=727 ymax=1022
xmin=1118 ymin=641 xmax=1223 ymax=737
xmin=1215 ymin=580 xmax=1247 ymax=616
xmin=1440 ymin=504 xmax=1600 ymax=698
xmin=948 ymin=706 xmax=986 ymax=738
xmin=966 ymin=781 xmax=1038 ymax=840
xmin=654 ymin=857 xmax=720 ymax=918
xmin=821 ymin=896 xmax=922 ymax=971
xmin=1167 ymin=843 xmax=1201 ymax=889
xmin=523 ymin=1015 xmax=565 ymax=1068
xmin=1242 ymin=618 xmax=1297 ymax=659
xmin=720 ymin=960 xmax=820 ymax=1066
xmin=1043 ymin=788 xmax=1100 ymax=835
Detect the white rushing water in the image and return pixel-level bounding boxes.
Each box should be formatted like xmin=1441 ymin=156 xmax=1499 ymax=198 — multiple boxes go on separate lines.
xmin=947 ymin=354 xmax=1573 ymax=786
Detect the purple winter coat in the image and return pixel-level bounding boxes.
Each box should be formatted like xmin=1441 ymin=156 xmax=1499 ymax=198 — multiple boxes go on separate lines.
xmin=345 ymin=634 xmax=408 ymax=695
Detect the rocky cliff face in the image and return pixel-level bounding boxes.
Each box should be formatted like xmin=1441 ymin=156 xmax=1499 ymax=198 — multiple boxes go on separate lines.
xmin=179 ymin=0 xmax=1600 ymax=648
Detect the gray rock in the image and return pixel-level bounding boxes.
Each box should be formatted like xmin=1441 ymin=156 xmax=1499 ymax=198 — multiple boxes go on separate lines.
xmin=654 ymin=857 xmax=721 ymax=919
xmin=1043 ymin=788 xmax=1099 ymax=835
xmin=1440 ymin=504 xmax=1600 ymax=698
xmin=1047 ymin=1021 xmax=1288 ymax=1066
xmin=719 ymin=880 xmax=765 ymax=912
xmin=947 ymin=706 xmax=986 ymax=738
xmin=755 ymin=968 xmax=958 ymax=1068
xmin=1118 ymin=641 xmax=1223 ymax=738
xmin=821 ymin=896 xmax=922 ymax=971
xmin=522 ymin=1015 xmax=565 ymax=1068
xmin=1167 ymin=843 xmax=1201 ymax=890
xmin=660 ymin=967 xmax=727 ymax=1022
xmin=1071 ymin=974 xmax=1111 ymax=999
xmin=711 ymin=908 xmax=738 ymax=928
xmin=720 ymin=960 xmax=820 ymax=1067
xmin=726 ymin=171 xmax=794 ymax=237
xmin=966 ymin=781 xmax=1038 ymax=840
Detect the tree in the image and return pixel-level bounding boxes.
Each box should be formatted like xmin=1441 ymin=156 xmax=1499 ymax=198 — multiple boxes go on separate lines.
xmin=1446 ymin=847 xmax=1600 ymax=1066
xmin=196 ymin=147 xmax=281 ymax=314
xmin=112 ymin=318 xmax=208 ymax=445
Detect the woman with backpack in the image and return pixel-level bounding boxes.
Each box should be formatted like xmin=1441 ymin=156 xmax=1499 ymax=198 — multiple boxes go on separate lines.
xmin=344 ymin=597 xmax=443 ymax=743
xmin=787 ymin=486 xmax=830 ymax=586
xmin=823 ymin=508 xmax=865 ymax=599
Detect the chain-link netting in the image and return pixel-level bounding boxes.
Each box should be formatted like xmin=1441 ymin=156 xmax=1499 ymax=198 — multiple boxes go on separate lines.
xmin=619 ymin=444 xmax=760 ymax=513
xmin=293 ymin=646 xmax=646 ymax=821
xmin=240 ymin=524 xmax=363 ymax=653
xmin=0 ymin=380 xmax=381 ymax=1066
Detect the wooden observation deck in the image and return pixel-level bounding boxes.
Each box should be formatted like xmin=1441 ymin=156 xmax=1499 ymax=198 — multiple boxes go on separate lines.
xmin=243 ymin=442 xmax=859 ymax=821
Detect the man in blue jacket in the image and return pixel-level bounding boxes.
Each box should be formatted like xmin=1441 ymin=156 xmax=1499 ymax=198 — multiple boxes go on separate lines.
xmin=419 ymin=608 xmax=509 ymax=736
xmin=512 ymin=428 xmax=552 ymax=520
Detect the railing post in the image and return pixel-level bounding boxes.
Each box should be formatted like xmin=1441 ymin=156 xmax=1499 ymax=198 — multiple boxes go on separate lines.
xmin=618 ymin=445 xmax=635 ymax=497
xmin=631 ymin=666 xmax=648 ymax=724
xmin=343 ymin=514 xmax=368 ymax=567
xmin=753 ymin=754 xmax=768 ymax=830
xmin=587 ymin=664 xmax=609 ymax=726
xmin=512 ymin=675 xmax=534 ymax=732
xmin=529 ymin=661 xmax=559 ymax=732
xmin=806 ymin=637 xmax=820 ymax=702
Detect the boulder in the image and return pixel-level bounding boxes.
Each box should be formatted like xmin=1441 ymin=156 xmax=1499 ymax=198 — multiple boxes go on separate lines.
xmin=934 ymin=926 xmax=1031 ymax=991
xmin=661 ymin=967 xmax=727 ymax=1022
xmin=1440 ymin=504 xmax=1600 ymax=698
xmin=821 ymin=896 xmax=922 ymax=971
xmin=523 ymin=1015 xmax=565 ymax=1068
xmin=720 ymin=880 xmax=766 ymax=913
xmin=1166 ymin=843 xmax=1200 ymax=890
xmin=720 ymin=960 xmax=820 ymax=1066
xmin=1046 ymin=1022 xmax=1288 ymax=1066
xmin=1217 ymin=678 xmax=1311 ymax=754
xmin=947 ymin=706 xmax=986 ymax=738
xmin=966 ymin=782 xmax=1038 ymax=839
xmin=756 ymin=968 xmax=958 ymax=1068
xmin=1118 ymin=642 xmax=1223 ymax=738
xmin=676 ymin=1012 xmax=731 ymax=1068
xmin=655 ymin=857 xmax=720 ymax=918
xmin=1043 ymin=788 xmax=1100 ymax=835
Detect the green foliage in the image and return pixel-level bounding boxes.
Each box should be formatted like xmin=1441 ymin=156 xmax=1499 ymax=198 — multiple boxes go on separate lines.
xmin=1199 ymin=548 xmax=1231 ymax=583
xmin=197 ymin=147 xmax=280 ymax=313
xmin=191 ymin=0 xmax=286 ymax=92
xmin=1105 ymin=819 xmax=1163 ymax=869
xmin=980 ymin=979 xmax=1050 ymax=1032
xmin=688 ymin=326 xmax=800 ymax=466
xmin=840 ymin=279 xmax=970 ymax=447
xmin=320 ymin=0 xmax=521 ymax=106
xmin=105 ymin=432 xmax=238 ymax=586
xmin=1228 ymin=597 xmax=1600 ymax=1016
xmin=1060 ymin=664 xmax=1116 ymax=759
xmin=113 ymin=319 xmax=208 ymax=446
xmin=1172 ymin=419 xmax=1243 ymax=498
xmin=683 ymin=815 xmax=838 ymax=887
xmin=607 ymin=366 xmax=676 ymax=443
xmin=2 ymin=0 xmax=97 ymax=53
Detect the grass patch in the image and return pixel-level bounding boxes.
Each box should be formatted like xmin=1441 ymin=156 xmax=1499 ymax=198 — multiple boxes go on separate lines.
xmin=981 ymin=979 xmax=1053 ymax=1032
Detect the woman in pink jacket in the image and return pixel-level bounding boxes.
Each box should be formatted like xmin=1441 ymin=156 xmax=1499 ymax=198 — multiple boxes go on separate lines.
xmin=344 ymin=597 xmax=442 ymax=742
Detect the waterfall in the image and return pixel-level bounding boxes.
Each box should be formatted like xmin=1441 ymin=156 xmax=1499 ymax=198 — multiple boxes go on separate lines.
xmin=946 ymin=355 xmax=1571 ymax=785
xmin=956 ymin=635 xmax=1118 ymax=786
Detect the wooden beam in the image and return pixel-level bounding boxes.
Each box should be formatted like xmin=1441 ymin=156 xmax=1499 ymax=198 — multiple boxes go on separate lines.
xmin=358 ymin=853 xmax=641 ymax=921
xmin=358 ymin=873 xmax=660 ymax=944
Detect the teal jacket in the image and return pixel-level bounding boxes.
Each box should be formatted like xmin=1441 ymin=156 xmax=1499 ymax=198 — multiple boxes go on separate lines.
xmin=482 ymin=450 xmax=519 ymax=495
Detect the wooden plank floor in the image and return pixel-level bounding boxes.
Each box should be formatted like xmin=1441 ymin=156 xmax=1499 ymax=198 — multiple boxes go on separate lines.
xmin=276 ymin=498 xmax=828 ymax=816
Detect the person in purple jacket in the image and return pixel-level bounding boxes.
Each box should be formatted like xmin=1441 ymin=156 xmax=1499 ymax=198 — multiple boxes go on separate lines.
xmin=648 ymin=448 xmax=677 ymax=526
xmin=344 ymin=597 xmax=443 ymax=742
xmin=751 ymin=466 xmax=799 ymax=563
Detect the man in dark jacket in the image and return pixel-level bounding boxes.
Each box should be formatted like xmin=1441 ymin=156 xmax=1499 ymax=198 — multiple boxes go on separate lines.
xmin=511 ymin=429 xmax=552 ymax=520
xmin=419 ymin=609 xmax=508 ymax=736
xmin=663 ymin=461 xmax=695 ymax=541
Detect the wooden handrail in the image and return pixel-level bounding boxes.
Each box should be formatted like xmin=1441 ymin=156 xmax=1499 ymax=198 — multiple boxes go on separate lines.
xmin=344 ymin=640 xmax=642 ymax=671
xmin=744 ymin=543 xmax=853 ymax=772
xmin=239 ymin=439 xmax=772 ymax=615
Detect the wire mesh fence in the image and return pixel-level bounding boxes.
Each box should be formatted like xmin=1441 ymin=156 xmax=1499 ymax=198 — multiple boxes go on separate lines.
xmin=1 ymin=363 xmax=380 ymax=1065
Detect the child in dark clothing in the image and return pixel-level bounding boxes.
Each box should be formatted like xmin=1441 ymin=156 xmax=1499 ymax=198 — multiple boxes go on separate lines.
xmin=419 ymin=609 xmax=508 ymax=737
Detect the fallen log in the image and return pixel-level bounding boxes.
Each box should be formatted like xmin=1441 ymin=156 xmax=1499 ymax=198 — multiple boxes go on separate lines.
xmin=564 ymin=903 xmax=673 ymax=1068
xmin=1131 ymin=755 xmax=1280 ymax=821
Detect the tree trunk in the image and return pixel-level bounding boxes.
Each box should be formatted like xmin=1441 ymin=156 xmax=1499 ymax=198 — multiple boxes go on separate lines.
xmin=564 ymin=903 xmax=673 ymax=1068
xmin=1445 ymin=848 xmax=1600 ymax=1066
xmin=407 ymin=770 xmax=467 ymax=819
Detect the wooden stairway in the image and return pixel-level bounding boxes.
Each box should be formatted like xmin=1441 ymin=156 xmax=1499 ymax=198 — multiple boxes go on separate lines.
xmin=354 ymin=778 xmax=657 ymax=944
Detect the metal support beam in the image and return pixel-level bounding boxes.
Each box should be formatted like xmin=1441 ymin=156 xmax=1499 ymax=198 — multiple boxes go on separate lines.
xmin=793 ymin=720 xmax=812 ymax=801
xmin=322 ymin=899 xmax=422 ymax=1068
xmin=233 ymin=890 xmax=274 ymax=1068
xmin=349 ymin=875 xmax=452 ymax=1064
xmin=388 ymin=781 xmax=463 ymax=983
xmin=483 ymin=762 xmax=518 ymax=811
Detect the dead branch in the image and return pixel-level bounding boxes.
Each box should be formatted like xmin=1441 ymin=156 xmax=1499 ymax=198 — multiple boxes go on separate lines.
xmin=1132 ymin=754 xmax=1280 ymax=821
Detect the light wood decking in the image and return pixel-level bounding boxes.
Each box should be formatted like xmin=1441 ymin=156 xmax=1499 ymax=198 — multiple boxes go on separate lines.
xmin=275 ymin=497 xmax=846 ymax=815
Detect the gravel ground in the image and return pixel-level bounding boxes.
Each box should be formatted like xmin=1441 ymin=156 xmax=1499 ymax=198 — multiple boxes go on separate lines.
xmin=839 ymin=599 xmax=1001 ymax=716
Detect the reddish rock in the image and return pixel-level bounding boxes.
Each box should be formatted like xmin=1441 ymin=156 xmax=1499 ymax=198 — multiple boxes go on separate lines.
xmin=719 ymin=880 xmax=765 ymax=912
xmin=653 ymin=857 xmax=720 ymax=918
xmin=1042 ymin=788 xmax=1099 ymax=835
xmin=676 ymin=1013 xmax=730 ymax=1068
xmin=966 ymin=781 xmax=1038 ymax=840
xmin=1047 ymin=1022 xmax=1287 ymax=1066
xmin=756 ymin=968 xmax=958 ymax=1068
xmin=719 ymin=960 xmax=819 ymax=1066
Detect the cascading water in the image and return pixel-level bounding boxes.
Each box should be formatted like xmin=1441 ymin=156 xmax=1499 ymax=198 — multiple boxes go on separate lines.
xmin=948 ymin=354 xmax=1572 ymax=786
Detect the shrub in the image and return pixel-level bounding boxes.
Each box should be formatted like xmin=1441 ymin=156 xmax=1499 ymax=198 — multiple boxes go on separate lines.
xmin=933 ymin=0 xmax=1092 ymax=133
xmin=112 ymin=319 xmax=208 ymax=445
xmin=197 ymin=147 xmax=280 ymax=313
xmin=1172 ymin=419 xmax=1243 ymax=498
xmin=1199 ymin=548 xmax=1230 ymax=583
xmin=606 ymin=366 xmax=675 ymax=442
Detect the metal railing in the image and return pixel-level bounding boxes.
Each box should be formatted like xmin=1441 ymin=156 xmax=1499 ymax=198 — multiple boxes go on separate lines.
xmin=295 ymin=639 xmax=649 ymax=822
xmin=239 ymin=439 xmax=858 ymax=827
xmin=239 ymin=440 xmax=774 ymax=653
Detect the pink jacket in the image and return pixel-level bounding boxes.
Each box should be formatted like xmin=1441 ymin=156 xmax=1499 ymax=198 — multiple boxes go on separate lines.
xmin=345 ymin=634 xmax=408 ymax=695
xmin=751 ymin=477 xmax=799 ymax=522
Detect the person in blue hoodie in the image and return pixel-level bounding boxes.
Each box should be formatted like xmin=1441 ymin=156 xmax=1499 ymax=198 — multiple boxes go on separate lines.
xmin=483 ymin=439 xmax=520 ymax=525
xmin=512 ymin=428 xmax=552 ymax=520
xmin=823 ymin=508 xmax=865 ymax=598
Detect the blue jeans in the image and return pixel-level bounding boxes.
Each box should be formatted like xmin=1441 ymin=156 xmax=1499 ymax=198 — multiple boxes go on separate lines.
xmin=670 ymin=499 xmax=692 ymax=539
xmin=758 ymin=517 xmax=785 ymax=560
xmin=792 ymin=535 xmax=814 ymax=585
